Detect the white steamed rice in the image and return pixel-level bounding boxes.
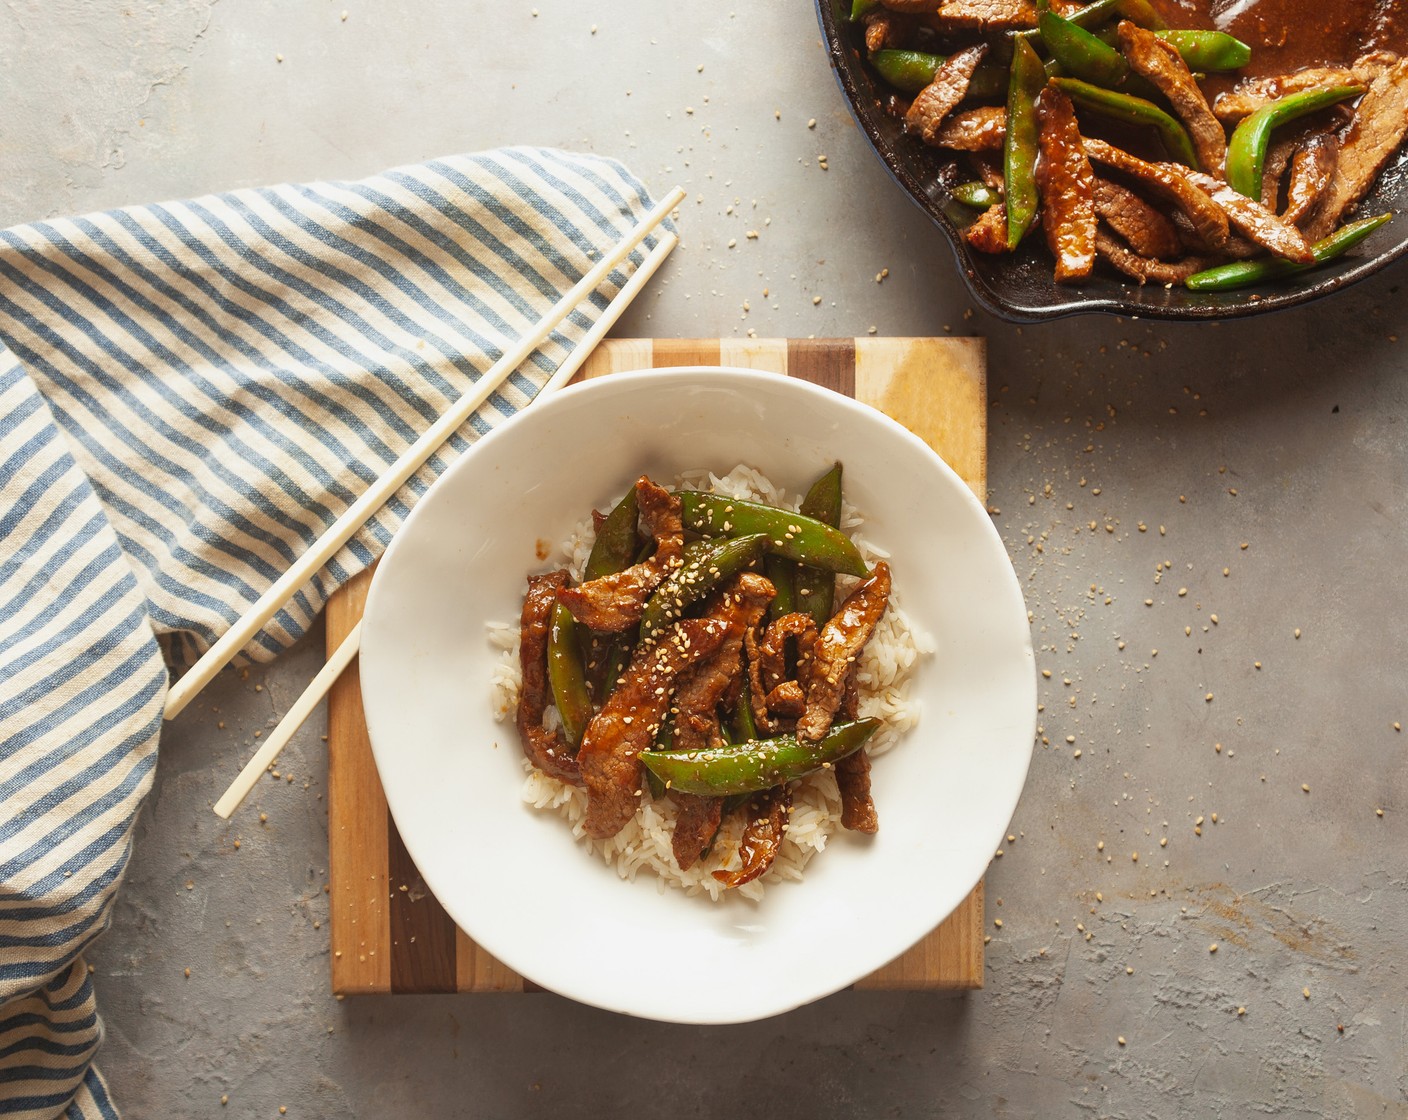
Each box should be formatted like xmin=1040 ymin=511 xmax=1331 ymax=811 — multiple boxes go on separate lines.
xmin=488 ymin=465 xmax=932 ymax=901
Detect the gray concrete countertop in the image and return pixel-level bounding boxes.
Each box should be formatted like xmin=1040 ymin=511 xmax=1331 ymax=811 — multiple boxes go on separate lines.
xmin=4 ymin=2 xmax=1405 ymax=1117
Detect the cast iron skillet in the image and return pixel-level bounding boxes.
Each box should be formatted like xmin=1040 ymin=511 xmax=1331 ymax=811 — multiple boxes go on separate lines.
xmin=815 ymin=0 xmax=1408 ymax=321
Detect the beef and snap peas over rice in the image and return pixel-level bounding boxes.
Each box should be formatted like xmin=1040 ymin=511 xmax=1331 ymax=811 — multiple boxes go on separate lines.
xmin=490 ymin=465 xmax=929 ymax=901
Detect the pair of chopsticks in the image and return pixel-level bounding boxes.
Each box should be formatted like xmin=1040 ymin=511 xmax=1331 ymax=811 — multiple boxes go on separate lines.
xmin=173 ymin=188 xmax=685 ymax=819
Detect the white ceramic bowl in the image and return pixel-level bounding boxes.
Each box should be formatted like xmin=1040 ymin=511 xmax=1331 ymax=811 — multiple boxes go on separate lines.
xmin=359 ymin=367 xmax=1035 ymax=1023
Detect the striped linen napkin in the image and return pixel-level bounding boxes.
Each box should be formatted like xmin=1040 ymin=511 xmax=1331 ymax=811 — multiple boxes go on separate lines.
xmin=0 ymin=147 xmax=670 ymax=1118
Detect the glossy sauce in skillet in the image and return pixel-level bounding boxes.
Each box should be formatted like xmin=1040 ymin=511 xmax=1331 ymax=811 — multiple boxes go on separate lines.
xmin=1150 ymin=0 xmax=1408 ymax=79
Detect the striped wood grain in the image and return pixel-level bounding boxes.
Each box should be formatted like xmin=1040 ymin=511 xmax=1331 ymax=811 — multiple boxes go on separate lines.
xmin=328 ymin=337 xmax=987 ymax=995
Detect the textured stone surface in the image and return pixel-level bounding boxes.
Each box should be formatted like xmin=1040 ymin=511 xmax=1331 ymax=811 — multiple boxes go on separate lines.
xmin=4 ymin=1 xmax=1405 ymax=1116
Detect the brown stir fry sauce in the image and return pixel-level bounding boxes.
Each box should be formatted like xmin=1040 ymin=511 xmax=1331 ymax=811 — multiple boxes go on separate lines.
xmin=1149 ymin=0 xmax=1408 ymax=78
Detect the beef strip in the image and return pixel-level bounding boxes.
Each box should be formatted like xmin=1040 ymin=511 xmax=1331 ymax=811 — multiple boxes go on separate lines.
xmin=764 ymin=680 xmax=807 ymax=720
xmin=516 ymin=571 xmax=583 ymax=786
xmin=833 ymin=665 xmax=878 ymax=833
xmin=1260 ymin=133 xmax=1300 ymax=211
xmin=1094 ymin=179 xmax=1183 ymax=259
xmin=1284 ymin=134 xmax=1340 ymax=226
xmin=1212 ymin=67 xmax=1364 ymax=124
xmin=557 ymin=476 xmax=682 ymax=632
xmin=798 ymin=561 xmax=892 ymax=742
xmin=712 ymin=785 xmax=791 ymax=889
xmin=744 ymin=625 xmax=776 ymax=734
xmin=972 ymin=155 xmax=1005 ymax=191
xmin=670 ymin=793 xmax=723 ymax=872
xmin=926 ymin=0 xmax=1037 ymax=32
xmin=862 ymin=9 xmax=896 ymax=53
xmin=1302 ymin=53 xmax=1408 ymax=239
xmin=1094 ymin=229 xmax=1212 ymax=285
xmin=578 ymin=617 xmax=729 ymax=840
xmin=963 ymin=202 xmax=1012 ymax=254
xmin=1034 ymin=86 xmax=1097 ymax=284
xmin=671 ymin=573 xmax=776 ymax=753
xmin=1083 ymin=138 xmax=1230 ymax=252
xmin=1182 ymin=170 xmax=1315 ymax=262
xmin=905 ymin=44 xmax=989 ymax=145
xmin=757 ymin=613 xmax=819 ymax=696
xmin=933 ymin=106 xmax=1006 ymax=151
xmin=1117 ymin=22 xmax=1227 ymax=173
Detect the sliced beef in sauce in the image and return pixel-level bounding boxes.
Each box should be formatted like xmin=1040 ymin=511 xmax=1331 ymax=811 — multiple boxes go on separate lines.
xmin=1302 ymin=53 xmax=1408 ymax=239
xmin=578 ymin=617 xmax=729 ymax=840
xmin=665 ymin=573 xmax=774 ymax=872
xmin=1283 ymin=134 xmax=1340 ymax=226
xmin=670 ymin=792 xmax=724 ymax=873
xmin=833 ymin=666 xmax=878 ymax=833
xmin=712 ymin=784 xmax=791 ymax=889
xmin=557 ymin=476 xmax=682 ymax=632
xmin=926 ymin=0 xmax=1037 ymax=32
xmin=964 ymin=202 xmax=1013 ymax=253
xmin=763 ymin=680 xmax=808 ymax=720
xmin=1118 ymin=21 xmax=1227 ymax=173
xmin=798 ymin=561 xmax=892 ymax=743
xmin=1094 ymin=179 xmax=1183 ymax=260
xmin=516 ymin=571 xmax=583 ymax=786
xmin=1182 ymin=170 xmax=1315 ymax=262
xmin=863 ymin=9 xmax=897 ymax=53
xmin=671 ymin=573 xmax=777 ymax=754
xmin=933 ymin=106 xmax=1007 ymax=152
xmin=905 ymin=44 xmax=989 ymax=145
xmin=1213 ymin=67 xmax=1365 ymax=124
xmin=1083 ymin=138 xmax=1230 ymax=251
xmin=1034 ymin=86 xmax=1097 ymax=284
xmin=1094 ymin=229 xmax=1212 ymax=285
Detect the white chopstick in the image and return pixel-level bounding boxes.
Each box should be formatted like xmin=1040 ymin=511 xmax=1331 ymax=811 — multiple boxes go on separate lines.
xmin=213 ymin=620 xmax=362 ymax=819
xmin=168 ymin=187 xmax=683 ymax=723
xmin=211 ymin=228 xmax=679 ymax=819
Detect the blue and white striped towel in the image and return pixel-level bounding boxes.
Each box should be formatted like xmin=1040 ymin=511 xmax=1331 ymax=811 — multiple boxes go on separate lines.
xmin=0 ymin=147 xmax=669 ymax=1118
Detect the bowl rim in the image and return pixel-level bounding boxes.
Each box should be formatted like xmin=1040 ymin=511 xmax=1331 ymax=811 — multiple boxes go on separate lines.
xmin=359 ymin=365 xmax=1038 ymax=1022
xmin=813 ymin=0 xmax=1408 ymax=322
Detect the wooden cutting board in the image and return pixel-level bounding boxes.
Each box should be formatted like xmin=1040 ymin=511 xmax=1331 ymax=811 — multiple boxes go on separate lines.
xmin=328 ymin=337 xmax=988 ymax=996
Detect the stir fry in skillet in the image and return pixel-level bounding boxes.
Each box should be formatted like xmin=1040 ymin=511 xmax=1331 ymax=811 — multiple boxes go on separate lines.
xmin=852 ymin=0 xmax=1405 ymax=288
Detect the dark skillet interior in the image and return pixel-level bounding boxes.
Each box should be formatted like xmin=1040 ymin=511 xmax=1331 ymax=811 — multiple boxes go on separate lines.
xmin=815 ymin=0 xmax=1408 ymax=322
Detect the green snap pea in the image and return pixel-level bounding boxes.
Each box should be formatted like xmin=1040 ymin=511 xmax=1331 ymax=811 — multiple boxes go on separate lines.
xmin=729 ymin=675 xmax=759 ymax=744
xmin=1184 ymin=213 xmax=1393 ymax=291
xmin=1225 ymin=84 xmax=1364 ymax=198
xmin=849 ymin=0 xmax=878 ymax=19
xmin=679 ymin=492 xmax=868 ymax=576
xmin=1051 ymin=76 xmax=1200 ymax=168
xmin=795 ymin=462 xmax=843 ymax=630
xmin=639 ymin=719 xmax=881 ymax=797
xmin=764 ymin=555 xmax=797 ymax=623
xmin=1005 ymin=37 xmax=1045 ymax=249
xmin=547 ymin=603 xmax=591 ymax=748
xmin=870 ymin=49 xmax=944 ymax=95
xmin=868 ymin=49 xmax=1006 ymax=99
xmin=1020 ymin=0 xmax=1160 ymax=41
xmin=639 ymin=533 xmax=768 ymax=640
xmin=1153 ymin=29 xmax=1251 ymax=71
xmin=583 ymin=486 xmax=639 ymax=582
xmin=1112 ymin=0 xmax=1166 ymax=29
xmin=1039 ymin=11 xmax=1129 ymax=87
xmin=952 ymin=181 xmax=1003 ymax=210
